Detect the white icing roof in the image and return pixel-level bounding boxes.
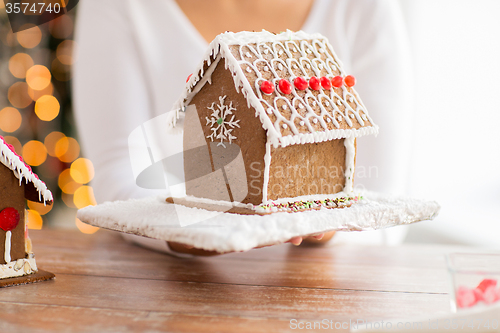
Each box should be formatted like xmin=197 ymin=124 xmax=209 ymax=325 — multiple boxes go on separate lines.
xmin=0 ymin=137 xmax=53 ymax=203
xmin=173 ymin=30 xmax=378 ymax=148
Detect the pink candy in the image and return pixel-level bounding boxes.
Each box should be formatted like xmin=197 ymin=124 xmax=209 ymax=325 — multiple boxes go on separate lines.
xmin=457 ymin=286 xmax=476 ymax=308
xmin=456 ymin=278 xmax=500 ymax=308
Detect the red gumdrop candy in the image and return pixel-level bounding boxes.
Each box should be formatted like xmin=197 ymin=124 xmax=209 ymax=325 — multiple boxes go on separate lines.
xmin=260 ymin=80 xmax=275 ymax=94
xmin=294 ymin=77 xmax=308 ymax=90
xmin=477 ymin=278 xmax=497 ymax=292
xmin=345 ymin=75 xmax=356 ymax=87
xmin=331 ymin=76 xmax=343 ymax=88
xmin=0 ymin=207 xmax=20 ymax=232
xmin=456 ymin=286 xmax=477 ymax=308
xmin=186 ymin=74 xmax=192 ymax=83
xmin=278 ymin=79 xmax=292 ymax=94
xmin=320 ymin=76 xmax=332 ymax=90
xmin=309 ymin=76 xmax=320 ymax=90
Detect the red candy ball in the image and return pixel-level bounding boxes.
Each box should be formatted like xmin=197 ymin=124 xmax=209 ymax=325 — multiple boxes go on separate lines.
xmin=331 ymin=76 xmax=343 ymax=88
xmin=278 ymin=79 xmax=292 ymax=94
xmin=320 ymin=77 xmax=332 ymax=90
xmin=294 ymin=77 xmax=308 ymax=90
xmin=345 ymin=75 xmax=356 ymax=87
xmin=260 ymin=80 xmax=275 ymax=94
xmin=309 ymin=76 xmax=320 ymax=90
xmin=0 ymin=207 xmax=20 ymax=232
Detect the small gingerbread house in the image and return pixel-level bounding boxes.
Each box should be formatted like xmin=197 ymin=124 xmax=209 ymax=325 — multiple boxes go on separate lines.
xmin=0 ymin=136 xmax=53 ymax=280
xmin=171 ymin=30 xmax=378 ymax=209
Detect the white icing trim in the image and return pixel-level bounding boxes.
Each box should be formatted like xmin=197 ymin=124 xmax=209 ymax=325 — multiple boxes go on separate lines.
xmin=278 ymin=125 xmax=378 ymax=148
xmin=343 ymin=136 xmax=356 ymax=194
xmin=0 ymin=139 xmax=53 ymax=203
xmin=171 ymin=30 xmax=378 ymax=148
xmin=4 ymin=231 xmax=11 ymax=263
xmin=262 ymin=141 xmax=272 ymax=204
xmin=0 ymin=256 xmax=37 ymax=279
xmin=183 ymin=195 xmax=253 ymax=209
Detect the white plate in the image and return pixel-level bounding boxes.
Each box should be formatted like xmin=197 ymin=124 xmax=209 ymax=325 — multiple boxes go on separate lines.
xmin=77 ymin=191 xmax=439 ymax=253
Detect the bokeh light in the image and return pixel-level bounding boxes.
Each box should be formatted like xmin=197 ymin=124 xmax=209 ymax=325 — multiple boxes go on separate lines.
xmin=16 ymin=25 xmax=42 ymax=49
xmin=26 ymin=209 xmax=43 ymax=230
xmin=27 ymin=200 xmax=53 ymax=216
xmin=3 ymin=31 xmax=16 ymax=47
xmin=34 ymin=95 xmax=60 ymax=121
xmin=70 ymin=158 xmax=94 ymax=184
xmin=55 ymin=136 xmax=80 ymax=162
xmin=8 ymin=82 xmax=32 ymax=108
xmin=58 ymin=168 xmax=81 ymax=194
xmin=73 ymin=186 xmax=97 ymax=209
xmin=49 ymin=15 xmax=73 ymax=39
xmin=44 ymin=131 xmax=66 ymax=157
xmin=28 ymin=82 xmax=54 ymax=101
xmin=22 ymin=140 xmax=47 ymax=166
xmin=26 ymin=65 xmax=51 ymax=90
xmin=3 ymin=136 xmax=22 ymax=154
xmin=8 ymin=53 xmax=34 ymax=79
xmin=0 ymin=107 xmax=22 ymax=133
xmin=75 ymin=217 xmax=99 ymax=234
xmin=56 ymin=40 xmax=77 ymax=65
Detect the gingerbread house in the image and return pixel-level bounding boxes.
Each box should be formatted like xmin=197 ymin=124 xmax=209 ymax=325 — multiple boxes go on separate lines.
xmin=0 ymin=136 xmax=53 ymax=281
xmin=170 ymin=30 xmax=378 ymax=212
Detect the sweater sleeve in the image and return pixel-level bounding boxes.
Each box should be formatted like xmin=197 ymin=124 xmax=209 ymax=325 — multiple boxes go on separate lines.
xmin=73 ymin=0 xmax=168 ymax=203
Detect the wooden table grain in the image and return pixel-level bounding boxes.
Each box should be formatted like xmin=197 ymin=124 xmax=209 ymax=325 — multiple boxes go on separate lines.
xmin=0 ymin=229 xmax=462 ymax=333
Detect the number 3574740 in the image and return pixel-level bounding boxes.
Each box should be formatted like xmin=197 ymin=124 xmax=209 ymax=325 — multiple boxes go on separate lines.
xmin=5 ymin=2 xmax=61 ymax=14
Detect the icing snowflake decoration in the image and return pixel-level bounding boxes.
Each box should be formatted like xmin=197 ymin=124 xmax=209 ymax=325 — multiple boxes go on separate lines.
xmin=206 ymin=96 xmax=240 ymax=148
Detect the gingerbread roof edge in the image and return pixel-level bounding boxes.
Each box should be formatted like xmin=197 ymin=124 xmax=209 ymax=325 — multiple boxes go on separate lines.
xmin=171 ymin=30 xmax=378 ymax=148
xmin=0 ymin=137 xmax=53 ymax=204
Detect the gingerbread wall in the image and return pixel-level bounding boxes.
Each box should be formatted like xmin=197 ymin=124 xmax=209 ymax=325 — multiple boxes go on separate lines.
xmin=267 ymin=139 xmax=347 ymax=201
xmin=0 ymin=164 xmax=26 ymax=264
xmin=184 ymin=60 xmax=267 ymax=205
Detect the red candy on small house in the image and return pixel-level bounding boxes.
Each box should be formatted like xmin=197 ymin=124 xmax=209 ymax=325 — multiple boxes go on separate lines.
xmin=345 ymin=75 xmax=356 ymax=87
xmin=320 ymin=77 xmax=332 ymax=90
xmin=331 ymin=76 xmax=343 ymax=88
xmin=186 ymin=74 xmax=192 ymax=83
xmin=260 ymin=80 xmax=275 ymax=94
xmin=309 ymin=76 xmax=320 ymax=90
xmin=294 ymin=77 xmax=308 ymax=90
xmin=278 ymin=79 xmax=292 ymax=94
xmin=0 ymin=207 xmax=20 ymax=232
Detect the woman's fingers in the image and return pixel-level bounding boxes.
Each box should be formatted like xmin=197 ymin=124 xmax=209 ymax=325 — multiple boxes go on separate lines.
xmin=312 ymin=233 xmax=324 ymax=240
xmin=289 ymin=236 xmax=303 ymax=246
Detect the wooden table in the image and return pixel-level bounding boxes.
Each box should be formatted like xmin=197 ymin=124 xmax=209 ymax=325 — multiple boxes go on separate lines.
xmin=0 ymin=229 xmax=461 ymax=332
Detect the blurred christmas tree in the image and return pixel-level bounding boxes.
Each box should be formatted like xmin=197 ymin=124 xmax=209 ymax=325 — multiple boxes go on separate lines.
xmin=0 ymin=2 xmax=97 ymax=233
